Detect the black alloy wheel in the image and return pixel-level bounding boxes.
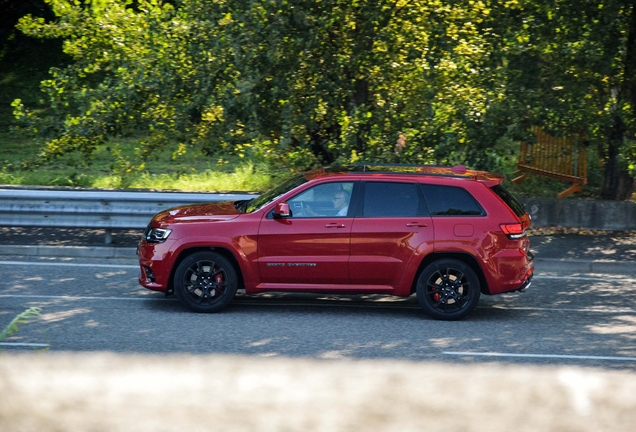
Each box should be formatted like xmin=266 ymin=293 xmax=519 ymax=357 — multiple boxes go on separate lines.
xmin=174 ymin=251 xmax=239 ymax=313
xmin=416 ymin=258 xmax=481 ymax=320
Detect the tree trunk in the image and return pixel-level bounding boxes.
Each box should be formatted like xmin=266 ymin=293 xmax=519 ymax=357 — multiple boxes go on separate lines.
xmin=351 ymin=77 xmax=371 ymax=153
xmin=600 ymin=3 xmax=636 ymax=200
xmin=601 ymin=114 xmax=635 ymax=200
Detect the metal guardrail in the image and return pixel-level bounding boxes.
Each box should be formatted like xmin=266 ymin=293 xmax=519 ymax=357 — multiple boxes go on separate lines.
xmin=0 ymin=188 xmax=258 ymax=243
xmin=1 ymin=188 xmax=634 ymax=246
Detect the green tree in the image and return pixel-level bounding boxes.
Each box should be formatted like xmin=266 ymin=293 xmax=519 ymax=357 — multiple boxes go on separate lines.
xmin=15 ymin=0 xmax=636 ymax=200
xmin=496 ymin=0 xmax=636 ymax=200
xmin=0 ymin=0 xmax=64 ymax=127
xmin=0 ymin=0 xmax=53 ymax=54
xmin=218 ymin=0 xmax=499 ymax=166
xmin=12 ymin=0 xmax=499 ymax=171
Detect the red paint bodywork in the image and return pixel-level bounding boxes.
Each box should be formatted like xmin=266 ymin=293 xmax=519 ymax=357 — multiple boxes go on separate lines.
xmin=138 ymin=168 xmax=533 ymax=299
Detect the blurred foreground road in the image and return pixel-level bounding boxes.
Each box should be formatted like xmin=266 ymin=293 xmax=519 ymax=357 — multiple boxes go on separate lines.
xmin=2 ymin=352 xmax=636 ymax=432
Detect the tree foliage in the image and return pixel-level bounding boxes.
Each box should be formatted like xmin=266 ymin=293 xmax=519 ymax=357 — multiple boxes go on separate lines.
xmin=10 ymin=0 xmax=636 ymax=198
xmin=0 ymin=0 xmax=54 ymax=54
xmin=12 ymin=0 xmax=502 ymax=170
xmin=493 ymin=0 xmax=636 ymax=199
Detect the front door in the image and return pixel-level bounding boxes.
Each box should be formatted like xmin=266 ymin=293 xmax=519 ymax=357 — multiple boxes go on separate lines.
xmin=257 ymin=181 xmax=356 ymax=286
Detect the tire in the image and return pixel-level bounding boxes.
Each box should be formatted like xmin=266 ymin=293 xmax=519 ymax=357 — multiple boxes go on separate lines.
xmin=174 ymin=251 xmax=239 ymax=313
xmin=416 ymin=259 xmax=481 ymax=320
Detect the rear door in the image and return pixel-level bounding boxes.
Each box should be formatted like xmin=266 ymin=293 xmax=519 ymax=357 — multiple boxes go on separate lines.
xmin=349 ymin=181 xmax=433 ymax=286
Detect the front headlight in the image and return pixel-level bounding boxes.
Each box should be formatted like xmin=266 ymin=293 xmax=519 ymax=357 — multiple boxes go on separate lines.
xmin=144 ymin=227 xmax=172 ymax=243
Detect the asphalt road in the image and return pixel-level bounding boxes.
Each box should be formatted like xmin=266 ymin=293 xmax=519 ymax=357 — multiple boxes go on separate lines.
xmin=1 ymin=256 xmax=635 ymax=371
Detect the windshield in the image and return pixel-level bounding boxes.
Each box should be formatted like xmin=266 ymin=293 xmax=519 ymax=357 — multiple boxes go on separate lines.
xmin=244 ymin=174 xmax=308 ymax=213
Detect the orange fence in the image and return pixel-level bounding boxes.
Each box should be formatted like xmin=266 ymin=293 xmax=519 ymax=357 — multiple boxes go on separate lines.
xmin=513 ymin=126 xmax=588 ymax=198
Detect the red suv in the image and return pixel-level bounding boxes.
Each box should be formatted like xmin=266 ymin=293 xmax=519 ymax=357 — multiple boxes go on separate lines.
xmin=138 ymin=164 xmax=533 ymax=320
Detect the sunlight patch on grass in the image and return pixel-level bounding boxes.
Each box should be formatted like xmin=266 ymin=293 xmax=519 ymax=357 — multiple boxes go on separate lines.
xmin=93 ymin=162 xmax=275 ymax=192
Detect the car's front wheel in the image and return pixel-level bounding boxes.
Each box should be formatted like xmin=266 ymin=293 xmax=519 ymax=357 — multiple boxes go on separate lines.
xmin=174 ymin=251 xmax=238 ymax=313
xmin=416 ymin=259 xmax=481 ymax=320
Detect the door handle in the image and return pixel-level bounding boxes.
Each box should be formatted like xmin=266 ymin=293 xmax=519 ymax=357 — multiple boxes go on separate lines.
xmin=325 ymin=223 xmax=346 ymax=228
xmin=406 ymin=222 xmax=428 ymax=228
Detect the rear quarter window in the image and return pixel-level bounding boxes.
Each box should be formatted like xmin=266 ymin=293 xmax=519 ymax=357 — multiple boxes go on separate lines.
xmin=420 ymin=184 xmax=484 ymax=216
xmin=490 ymin=184 xmax=526 ymax=217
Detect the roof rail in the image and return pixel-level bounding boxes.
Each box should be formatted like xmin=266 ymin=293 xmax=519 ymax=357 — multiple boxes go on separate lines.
xmin=324 ymin=163 xmax=504 ymax=182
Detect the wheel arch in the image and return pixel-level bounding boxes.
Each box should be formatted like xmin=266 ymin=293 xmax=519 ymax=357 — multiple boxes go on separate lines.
xmin=410 ymin=252 xmax=490 ymax=295
xmin=167 ymin=246 xmax=245 ymax=295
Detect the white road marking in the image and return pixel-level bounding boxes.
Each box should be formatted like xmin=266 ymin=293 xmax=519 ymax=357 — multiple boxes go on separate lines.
xmin=536 ymin=275 xmax=636 ymax=282
xmin=0 ymin=342 xmax=50 ymax=348
xmin=1 ymin=260 xmax=635 ymax=282
xmin=0 ymin=295 xmax=634 ymax=314
xmin=0 ymin=260 xmax=138 ymax=269
xmin=490 ymin=305 xmax=636 ymax=314
xmin=0 ymin=294 xmax=172 ymax=301
xmin=1 ymin=262 xmax=634 ymax=313
xmin=444 ymin=351 xmax=636 ymax=362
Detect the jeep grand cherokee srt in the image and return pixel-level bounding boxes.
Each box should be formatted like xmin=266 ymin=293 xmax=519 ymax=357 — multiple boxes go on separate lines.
xmin=138 ymin=164 xmax=533 ymax=320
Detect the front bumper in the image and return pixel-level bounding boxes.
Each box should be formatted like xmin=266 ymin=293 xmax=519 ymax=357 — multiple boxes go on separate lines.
xmin=137 ymin=241 xmax=175 ymax=293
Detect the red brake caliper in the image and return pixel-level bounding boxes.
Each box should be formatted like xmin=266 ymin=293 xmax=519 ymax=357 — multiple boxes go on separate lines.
xmin=433 ymin=288 xmax=441 ymax=302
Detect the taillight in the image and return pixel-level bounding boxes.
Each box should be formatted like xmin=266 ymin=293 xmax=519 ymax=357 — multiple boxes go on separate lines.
xmin=500 ymin=223 xmax=526 ymax=239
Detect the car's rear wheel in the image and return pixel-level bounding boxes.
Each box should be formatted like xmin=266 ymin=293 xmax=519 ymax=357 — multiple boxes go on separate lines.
xmin=416 ymin=259 xmax=480 ymax=320
xmin=174 ymin=251 xmax=238 ymax=313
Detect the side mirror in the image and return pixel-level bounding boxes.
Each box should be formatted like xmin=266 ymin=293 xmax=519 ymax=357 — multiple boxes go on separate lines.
xmin=273 ymin=202 xmax=291 ymax=219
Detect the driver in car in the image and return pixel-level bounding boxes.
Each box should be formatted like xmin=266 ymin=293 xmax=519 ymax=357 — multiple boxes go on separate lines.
xmin=332 ymin=190 xmax=350 ymax=216
xmin=305 ymin=190 xmax=350 ymax=217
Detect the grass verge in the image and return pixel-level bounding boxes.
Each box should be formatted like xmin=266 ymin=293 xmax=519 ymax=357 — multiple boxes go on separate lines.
xmin=0 ymin=131 xmax=287 ymax=192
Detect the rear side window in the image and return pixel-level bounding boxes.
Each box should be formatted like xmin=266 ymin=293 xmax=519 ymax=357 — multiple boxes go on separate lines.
xmin=361 ymin=182 xmax=422 ymax=217
xmin=490 ymin=184 xmax=526 ymax=217
xmin=420 ymin=184 xmax=484 ymax=216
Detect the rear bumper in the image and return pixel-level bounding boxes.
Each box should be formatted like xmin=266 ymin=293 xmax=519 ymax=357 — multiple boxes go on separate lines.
xmin=516 ymin=272 xmax=533 ymax=292
xmin=516 ymin=251 xmax=534 ymax=291
xmin=484 ymin=245 xmax=534 ymax=295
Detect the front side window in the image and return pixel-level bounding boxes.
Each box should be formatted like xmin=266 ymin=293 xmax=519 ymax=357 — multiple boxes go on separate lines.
xmin=361 ymin=182 xmax=422 ymax=217
xmin=420 ymin=184 xmax=484 ymax=216
xmin=288 ymin=182 xmax=355 ymax=217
